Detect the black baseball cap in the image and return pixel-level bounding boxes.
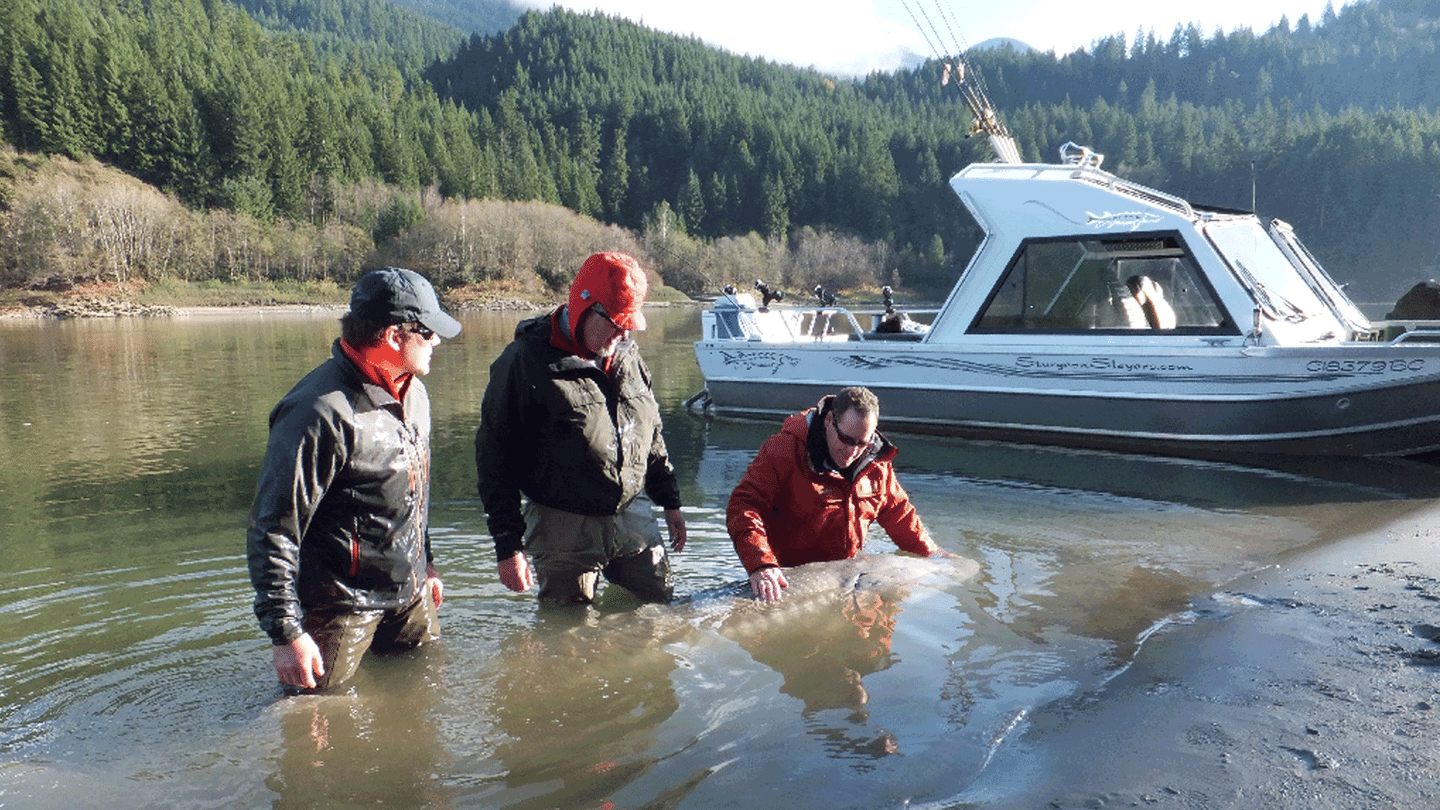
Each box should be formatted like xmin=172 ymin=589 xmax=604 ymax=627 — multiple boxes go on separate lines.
xmin=349 ymin=267 xmax=461 ymax=339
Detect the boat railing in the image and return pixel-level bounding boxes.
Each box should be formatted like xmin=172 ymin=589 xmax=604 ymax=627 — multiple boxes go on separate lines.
xmin=704 ymin=303 xmax=888 ymax=342
xmin=966 ymin=157 xmax=1196 ymax=219
xmin=789 ymin=305 xmax=940 ymax=341
xmin=1052 ymin=141 xmax=1193 ymax=216
xmin=797 ymin=307 xmax=869 ymax=341
xmin=707 ymin=305 xmax=794 ymax=341
xmin=1382 ymin=324 xmax=1440 ymax=344
xmin=1071 ymin=168 xmax=1194 ymax=218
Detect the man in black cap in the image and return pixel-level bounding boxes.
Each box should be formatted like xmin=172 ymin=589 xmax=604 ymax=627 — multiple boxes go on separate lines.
xmin=247 ymin=267 xmax=462 ymax=692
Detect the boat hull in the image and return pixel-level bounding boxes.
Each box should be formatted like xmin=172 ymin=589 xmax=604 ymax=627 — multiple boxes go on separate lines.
xmin=694 ymin=341 xmax=1440 ymax=457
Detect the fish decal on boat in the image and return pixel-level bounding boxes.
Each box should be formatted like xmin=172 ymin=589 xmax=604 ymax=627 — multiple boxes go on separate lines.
xmin=718 ymin=349 xmax=799 ymax=375
xmin=833 ymin=353 xmax=1358 ymax=385
xmin=1086 ymin=211 xmax=1163 ymax=231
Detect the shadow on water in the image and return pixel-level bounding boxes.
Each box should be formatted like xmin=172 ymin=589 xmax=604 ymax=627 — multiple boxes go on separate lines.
xmin=682 ymin=411 xmax=1440 ymax=510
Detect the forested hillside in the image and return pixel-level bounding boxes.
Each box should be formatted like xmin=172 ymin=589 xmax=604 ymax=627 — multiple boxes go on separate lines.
xmin=229 ymin=0 xmax=523 ymax=65
xmin=423 ymin=0 xmax=1440 ymax=300
xmin=228 ymin=0 xmax=468 ymax=67
xmin=5 ymin=0 xmax=1440 ymax=303
xmin=0 ymin=0 xmax=489 ymax=217
xmin=974 ymin=0 xmax=1440 ymax=115
xmin=380 ymin=0 xmax=523 ymax=37
xmin=425 ymin=9 xmax=983 ymax=290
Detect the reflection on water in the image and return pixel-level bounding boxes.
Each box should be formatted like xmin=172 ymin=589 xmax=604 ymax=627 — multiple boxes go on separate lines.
xmin=270 ymin=679 xmax=449 ymax=810
xmin=487 ymin=611 xmax=684 ymax=810
xmin=2 ymin=308 xmax=1440 ymax=809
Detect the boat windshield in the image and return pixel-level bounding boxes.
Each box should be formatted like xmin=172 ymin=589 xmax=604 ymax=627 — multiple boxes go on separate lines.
xmin=1267 ymin=219 xmax=1371 ymax=337
xmin=970 ymin=232 xmax=1234 ymax=334
xmin=1202 ymin=220 xmax=1339 ymax=330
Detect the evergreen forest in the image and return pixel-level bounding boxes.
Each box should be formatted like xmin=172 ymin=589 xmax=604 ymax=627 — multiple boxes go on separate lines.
xmin=4 ymin=0 xmax=1440 ymax=304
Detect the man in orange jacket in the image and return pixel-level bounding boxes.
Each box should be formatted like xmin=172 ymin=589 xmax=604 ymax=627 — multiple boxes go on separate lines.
xmin=726 ymin=386 xmax=942 ymax=602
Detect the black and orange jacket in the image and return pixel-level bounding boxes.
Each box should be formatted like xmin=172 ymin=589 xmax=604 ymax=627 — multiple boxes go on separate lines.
xmin=246 ymin=340 xmax=433 ymax=645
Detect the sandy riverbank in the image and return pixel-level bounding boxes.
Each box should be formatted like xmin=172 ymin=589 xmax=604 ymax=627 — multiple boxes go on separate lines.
xmin=966 ymin=500 xmax=1440 ymax=809
xmin=0 ymin=275 xmax=558 ymax=319
xmin=0 ymin=295 xmax=699 ymax=320
xmin=164 ymin=304 xmax=348 ymax=319
xmin=0 ymin=300 xmax=543 ymax=320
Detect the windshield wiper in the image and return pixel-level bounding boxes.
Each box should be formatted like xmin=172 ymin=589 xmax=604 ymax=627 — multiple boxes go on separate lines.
xmin=1234 ymin=260 xmax=1309 ymax=323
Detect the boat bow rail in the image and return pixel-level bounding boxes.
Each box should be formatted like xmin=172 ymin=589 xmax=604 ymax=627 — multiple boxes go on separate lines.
xmin=1056 ymin=142 xmax=1196 ymax=218
xmin=1383 ymin=326 xmax=1440 ymax=344
xmin=702 ymin=293 xmax=911 ymax=343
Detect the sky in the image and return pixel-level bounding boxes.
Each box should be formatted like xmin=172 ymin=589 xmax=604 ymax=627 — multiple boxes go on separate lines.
xmin=517 ymin=0 xmax=1354 ymax=76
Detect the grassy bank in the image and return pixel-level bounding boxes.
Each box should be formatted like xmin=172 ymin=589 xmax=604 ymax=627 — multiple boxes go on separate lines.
xmin=0 ymin=278 xmax=352 ymax=317
xmin=0 ymin=276 xmax=696 ymax=318
xmin=2 ymin=147 xmax=920 ymax=315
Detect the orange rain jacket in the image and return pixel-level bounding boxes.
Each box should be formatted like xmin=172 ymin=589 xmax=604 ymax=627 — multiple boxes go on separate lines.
xmin=727 ymin=397 xmax=936 ymax=573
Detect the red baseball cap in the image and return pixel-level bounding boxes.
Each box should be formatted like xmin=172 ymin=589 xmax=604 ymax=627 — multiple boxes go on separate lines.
xmin=567 ymin=252 xmax=649 ymax=335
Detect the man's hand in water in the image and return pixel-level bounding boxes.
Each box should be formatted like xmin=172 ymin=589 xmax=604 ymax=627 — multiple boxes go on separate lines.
xmin=274 ymin=633 xmax=325 ymax=689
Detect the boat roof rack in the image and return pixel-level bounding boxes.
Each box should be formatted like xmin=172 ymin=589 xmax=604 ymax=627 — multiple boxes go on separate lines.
xmin=1073 ymin=171 xmax=1194 ymax=218
xmin=1049 ymin=141 xmax=1193 ymax=218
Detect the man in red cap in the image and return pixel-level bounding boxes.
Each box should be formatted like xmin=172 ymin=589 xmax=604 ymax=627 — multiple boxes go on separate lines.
xmin=248 ymin=267 xmax=461 ymax=692
xmin=476 ymin=252 xmax=687 ymax=605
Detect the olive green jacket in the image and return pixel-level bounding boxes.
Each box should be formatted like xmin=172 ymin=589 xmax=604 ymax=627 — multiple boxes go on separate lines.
xmin=476 ymin=312 xmax=681 ymax=560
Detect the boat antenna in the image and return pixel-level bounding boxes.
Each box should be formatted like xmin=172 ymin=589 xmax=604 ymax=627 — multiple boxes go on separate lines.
xmin=1250 ymin=160 xmax=1257 ymax=213
xmin=900 ymin=0 xmax=1022 ymax=164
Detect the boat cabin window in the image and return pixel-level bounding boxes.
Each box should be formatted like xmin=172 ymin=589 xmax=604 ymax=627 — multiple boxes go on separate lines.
xmin=971 ymin=233 xmax=1234 ymax=334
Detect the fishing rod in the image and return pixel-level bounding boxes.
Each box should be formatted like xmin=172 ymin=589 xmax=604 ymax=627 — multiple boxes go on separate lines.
xmin=899 ymin=0 xmax=1022 ymax=164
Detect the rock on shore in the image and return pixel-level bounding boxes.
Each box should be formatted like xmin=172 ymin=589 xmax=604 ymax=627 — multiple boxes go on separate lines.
xmin=30 ymin=298 xmax=177 ymax=318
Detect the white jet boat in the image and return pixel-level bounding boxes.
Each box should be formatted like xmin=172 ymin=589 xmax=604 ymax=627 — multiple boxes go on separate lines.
xmin=690 ymin=67 xmax=1440 ymax=457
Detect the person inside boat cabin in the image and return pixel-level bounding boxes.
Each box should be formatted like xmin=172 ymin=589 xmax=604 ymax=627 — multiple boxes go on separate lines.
xmin=727 ymin=386 xmax=944 ymax=602
xmin=1125 ymin=275 xmax=1176 ymax=330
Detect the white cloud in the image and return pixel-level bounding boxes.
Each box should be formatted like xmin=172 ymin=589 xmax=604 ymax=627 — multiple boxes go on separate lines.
xmin=530 ymin=0 xmax=927 ymax=72
xmin=519 ymin=0 xmax=1351 ymax=76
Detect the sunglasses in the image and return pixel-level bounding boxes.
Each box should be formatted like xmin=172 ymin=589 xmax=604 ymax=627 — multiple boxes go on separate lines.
xmin=591 ymin=304 xmax=627 ymax=334
xmin=406 ymin=323 xmax=435 ymax=340
xmin=830 ymin=414 xmax=872 ymax=448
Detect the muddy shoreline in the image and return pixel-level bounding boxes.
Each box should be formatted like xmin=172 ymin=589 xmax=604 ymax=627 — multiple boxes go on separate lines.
xmin=966 ymin=500 xmax=1440 ymax=809
xmin=0 ymin=294 xmax=698 ymax=320
xmin=0 ymin=298 xmax=544 ymax=320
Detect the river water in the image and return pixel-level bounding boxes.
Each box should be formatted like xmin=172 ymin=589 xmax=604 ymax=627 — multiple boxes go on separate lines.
xmin=3 ymin=306 xmax=1440 ymax=809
